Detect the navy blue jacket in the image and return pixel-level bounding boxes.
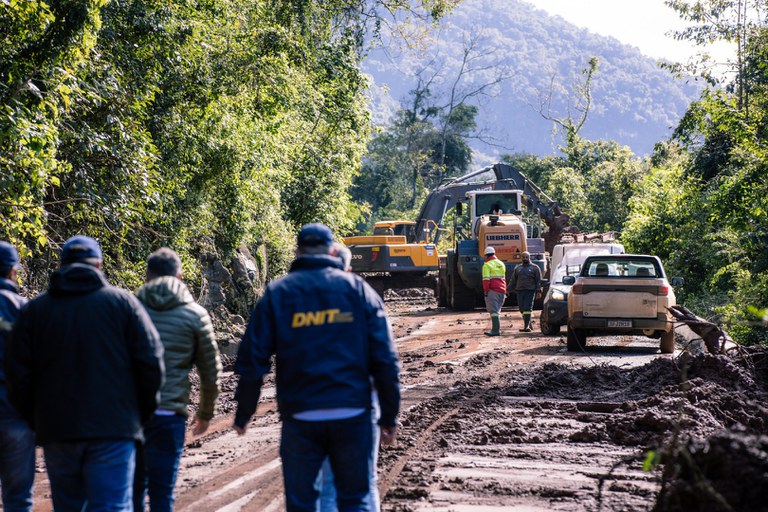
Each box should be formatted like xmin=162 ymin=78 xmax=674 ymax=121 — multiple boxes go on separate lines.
xmin=234 ymin=254 xmax=400 ymax=427
xmin=6 ymin=264 xmax=164 ymax=444
xmin=0 ymin=277 xmax=27 ymax=420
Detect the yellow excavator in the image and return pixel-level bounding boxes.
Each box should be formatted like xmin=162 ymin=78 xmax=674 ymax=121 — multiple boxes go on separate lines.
xmin=342 ymin=220 xmax=442 ymax=297
xmin=344 ymin=163 xmax=573 ymax=302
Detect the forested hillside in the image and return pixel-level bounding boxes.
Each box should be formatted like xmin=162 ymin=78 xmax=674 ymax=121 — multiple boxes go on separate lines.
xmin=363 ymin=0 xmax=703 ymax=158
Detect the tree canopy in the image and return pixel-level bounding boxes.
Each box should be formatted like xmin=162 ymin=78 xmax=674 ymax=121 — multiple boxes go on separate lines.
xmin=1 ymin=0 xmax=452 ymax=288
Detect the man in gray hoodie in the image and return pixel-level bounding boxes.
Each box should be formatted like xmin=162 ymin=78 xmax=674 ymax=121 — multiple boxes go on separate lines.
xmin=134 ymin=248 xmax=222 ymax=512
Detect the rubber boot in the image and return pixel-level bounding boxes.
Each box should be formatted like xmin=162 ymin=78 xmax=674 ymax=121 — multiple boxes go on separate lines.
xmin=519 ymin=315 xmax=532 ymax=332
xmin=484 ymin=315 xmax=501 ymax=337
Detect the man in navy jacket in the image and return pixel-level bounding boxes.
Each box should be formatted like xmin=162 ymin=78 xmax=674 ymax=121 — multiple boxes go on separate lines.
xmin=0 ymin=241 xmax=34 ymax=511
xmin=234 ymin=223 xmax=400 ymax=512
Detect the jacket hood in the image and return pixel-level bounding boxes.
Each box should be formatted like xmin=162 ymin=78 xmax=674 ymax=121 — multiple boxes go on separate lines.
xmin=49 ymin=263 xmax=108 ymax=296
xmin=289 ymin=254 xmax=344 ymax=273
xmin=136 ymin=276 xmax=193 ymax=311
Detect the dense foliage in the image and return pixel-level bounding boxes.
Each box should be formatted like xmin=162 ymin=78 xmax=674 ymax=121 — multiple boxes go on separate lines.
xmin=1 ymin=0 xmax=451 ymax=289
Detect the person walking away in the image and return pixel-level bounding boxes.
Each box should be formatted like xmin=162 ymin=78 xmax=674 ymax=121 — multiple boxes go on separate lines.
xmin=0 ymin=242 xmax=34 ymax=511
xmin=233 ymin=223 xmax=400 ymax=512
xmin=5 ymin=235 xmax=164 ymax=512
xmin=482 ymin=247 xmax=506 ymax=337
xmin=134 ymin=248 xmax=221 ymax=512
xmin=315 ymin=243 xmax=382 ymax=512
xmin=509 ymin=251 xmax=542 ymax=332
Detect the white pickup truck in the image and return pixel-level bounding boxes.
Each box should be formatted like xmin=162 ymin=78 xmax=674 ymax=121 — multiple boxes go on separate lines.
xmin=563 ymin=254 xmax=682 ymax=353
xmin=539 ymin=242 xmax=624 ymax=335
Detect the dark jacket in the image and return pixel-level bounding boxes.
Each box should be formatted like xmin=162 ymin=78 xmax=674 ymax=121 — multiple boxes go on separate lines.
xmin=6 ymin=263 xmax=164 ymax=444
xmin=234 ymin=254 xmax=400 ymax=427
xmin=136 ymin=276 xmax=221 ymax=420
xmin=0 ymin=277 xmax=27 ymax=420
xmin=510 ymin=262 xmax=542 ymax=292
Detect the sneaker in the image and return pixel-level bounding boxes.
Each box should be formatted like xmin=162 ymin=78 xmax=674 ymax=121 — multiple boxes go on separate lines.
xmin=522 ymin=327 xmax=532 ymax=333
xmin=484 ymin=331 xmax=500 ymax=337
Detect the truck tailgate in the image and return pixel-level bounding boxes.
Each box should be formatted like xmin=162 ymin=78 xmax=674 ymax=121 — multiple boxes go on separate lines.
xmin=581 ymin=286 xmax=658 ymax=318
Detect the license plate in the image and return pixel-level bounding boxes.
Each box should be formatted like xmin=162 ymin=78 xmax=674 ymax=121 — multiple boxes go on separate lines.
xmin=608 ymin=320 xmax=632 ymax=328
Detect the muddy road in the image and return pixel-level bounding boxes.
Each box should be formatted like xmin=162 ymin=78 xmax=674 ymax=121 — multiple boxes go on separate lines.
xmin=28 ymin=294 xmax=768 ymax=511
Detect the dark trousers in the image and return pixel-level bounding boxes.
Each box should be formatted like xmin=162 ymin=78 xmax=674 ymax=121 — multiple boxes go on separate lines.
xmin=134 ymin=413 xmax=187 ymax=512
xmin=281 ymin=411 xmax=373 ymax=512
xmin=44 ymin=439 xmax=135 ymax=512
xmin=517 ymin=290 xmax=536 ymax=323
xmin=0 ymin=417 xmax=35 ymax=512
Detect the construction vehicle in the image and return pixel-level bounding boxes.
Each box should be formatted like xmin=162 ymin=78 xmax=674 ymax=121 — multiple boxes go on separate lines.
xmin=430 ymin=163 xmax=573 ymax=309
xmin=344 ymin=163 xmax=572 ymax=302
xmin=342 ymin=221 xmax=441 ymax=296
xmin=540 ymin=234 xmax=625 ymax=335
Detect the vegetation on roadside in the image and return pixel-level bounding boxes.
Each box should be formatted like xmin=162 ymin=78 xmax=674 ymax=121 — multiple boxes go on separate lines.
xmin=1 ymin=0 xmax=454 ymax=289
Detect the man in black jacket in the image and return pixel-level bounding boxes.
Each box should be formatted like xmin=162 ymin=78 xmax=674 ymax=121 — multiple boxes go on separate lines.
xmin=6 ymin=235 xmax=164 ymax=512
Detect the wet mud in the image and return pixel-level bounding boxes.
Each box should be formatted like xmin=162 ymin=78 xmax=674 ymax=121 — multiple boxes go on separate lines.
xmin=179 ymin=302 xmax=768 ymax=512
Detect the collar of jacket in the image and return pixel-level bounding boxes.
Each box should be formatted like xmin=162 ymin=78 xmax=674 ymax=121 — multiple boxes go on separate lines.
xmin=289 ymin=254 xmax=344 ymax=273
xmin=49 ymin=262 xmax=108 ymax=296
xmin=0 ymin=277 xmax=18 ymax=293
xmin=485 ymin=255 xmax=497 ymax=262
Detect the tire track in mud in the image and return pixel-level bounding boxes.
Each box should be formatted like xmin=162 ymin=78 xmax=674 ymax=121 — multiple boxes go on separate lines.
xmin=378 ymin=387 xmax=493 ymax=499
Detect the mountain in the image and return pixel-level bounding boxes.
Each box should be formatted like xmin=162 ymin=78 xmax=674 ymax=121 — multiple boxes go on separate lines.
xmin=361 ymin=0 xmax=704 ymax=160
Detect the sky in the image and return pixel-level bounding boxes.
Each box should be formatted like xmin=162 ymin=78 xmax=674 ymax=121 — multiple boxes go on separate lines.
xmin=526 ymin=0 xmax=732 ymax=64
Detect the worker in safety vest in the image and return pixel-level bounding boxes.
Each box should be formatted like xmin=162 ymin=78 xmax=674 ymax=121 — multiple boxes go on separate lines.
xmin=482 ymin=247 xmax=507 ymax=336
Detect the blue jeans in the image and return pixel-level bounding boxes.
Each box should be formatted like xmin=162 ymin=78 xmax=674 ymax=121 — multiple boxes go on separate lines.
xmin=43 ymin=439 xmax=135 ymax=512
xmin=0 ymin=417 xmax=35 ymax=511
xmin=316 ymin=400 xmax=381 ymax=512
xmin=133 ymin=413 xmax=187 ymax=512
xmin=281 ymin=411 xmax=373 ymax=512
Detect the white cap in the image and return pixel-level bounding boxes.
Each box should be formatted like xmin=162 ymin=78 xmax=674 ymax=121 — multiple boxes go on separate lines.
xmin=484 ymin=246 xmax=495 ymax=255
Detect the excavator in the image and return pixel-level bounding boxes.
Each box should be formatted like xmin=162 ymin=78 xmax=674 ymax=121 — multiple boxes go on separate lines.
xmin=343 ymin=163 xmax=574 ymax=304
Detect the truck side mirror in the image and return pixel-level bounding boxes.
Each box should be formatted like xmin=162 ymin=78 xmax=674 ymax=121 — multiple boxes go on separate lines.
xmin=671 ymin=277 xmax=684 ymax=287
xmin=562 ymin=276 xmax=576 ymax=285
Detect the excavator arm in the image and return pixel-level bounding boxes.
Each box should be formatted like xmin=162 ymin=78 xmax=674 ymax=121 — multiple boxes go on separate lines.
xmin=414 ymin=163 xmax=574 ymax=252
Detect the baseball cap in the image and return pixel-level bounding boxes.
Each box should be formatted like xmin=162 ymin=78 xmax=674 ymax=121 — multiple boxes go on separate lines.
xmin=484 ymin=246 xmax=496 ymax=255
xmin=60 ymin=235 xmax=103 ymax=265
xmin=297 ymin=223 xmax=333 ymax=247
xmin=0 ymin=241 xmax=19 ymax=268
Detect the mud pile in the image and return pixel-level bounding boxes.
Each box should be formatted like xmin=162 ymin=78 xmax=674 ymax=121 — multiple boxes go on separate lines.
xmin=501 ymin=352 xmax=768 ymax=510
xmin=655 ymin=429 xmax=768 ymax=512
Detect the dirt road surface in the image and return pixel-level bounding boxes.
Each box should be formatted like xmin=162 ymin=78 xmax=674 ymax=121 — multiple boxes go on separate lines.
xmin=27 ymin=293 xmax=768 ymax=511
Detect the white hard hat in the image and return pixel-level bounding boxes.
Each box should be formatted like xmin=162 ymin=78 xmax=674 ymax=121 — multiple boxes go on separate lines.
xmin=484 ymin=246 xmax=496 ymax=255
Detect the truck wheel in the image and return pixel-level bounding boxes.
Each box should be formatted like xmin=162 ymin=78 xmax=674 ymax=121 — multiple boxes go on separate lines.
xmin=449 ymin=254 xmax=476 ymax=310
xmin=660 ymin=330 xmax=675 ymax=354
xmin=437 ymin=275 xmax=448 ymax=307
xmin=566 ymin=325 xmax=587 ymax=351
xmin=540 ymin=321 xmax=560 ymax=336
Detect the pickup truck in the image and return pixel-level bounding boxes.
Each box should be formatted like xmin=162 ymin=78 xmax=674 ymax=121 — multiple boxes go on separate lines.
xmin=563 ymin=254 xmax=681 ymax=353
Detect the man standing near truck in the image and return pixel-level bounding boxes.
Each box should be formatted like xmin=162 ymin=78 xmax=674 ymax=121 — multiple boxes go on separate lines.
xmin=509 ymin=251 xmax=542 ymax=333
xmin=482 ymin=247 xmax=507 ymax=337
